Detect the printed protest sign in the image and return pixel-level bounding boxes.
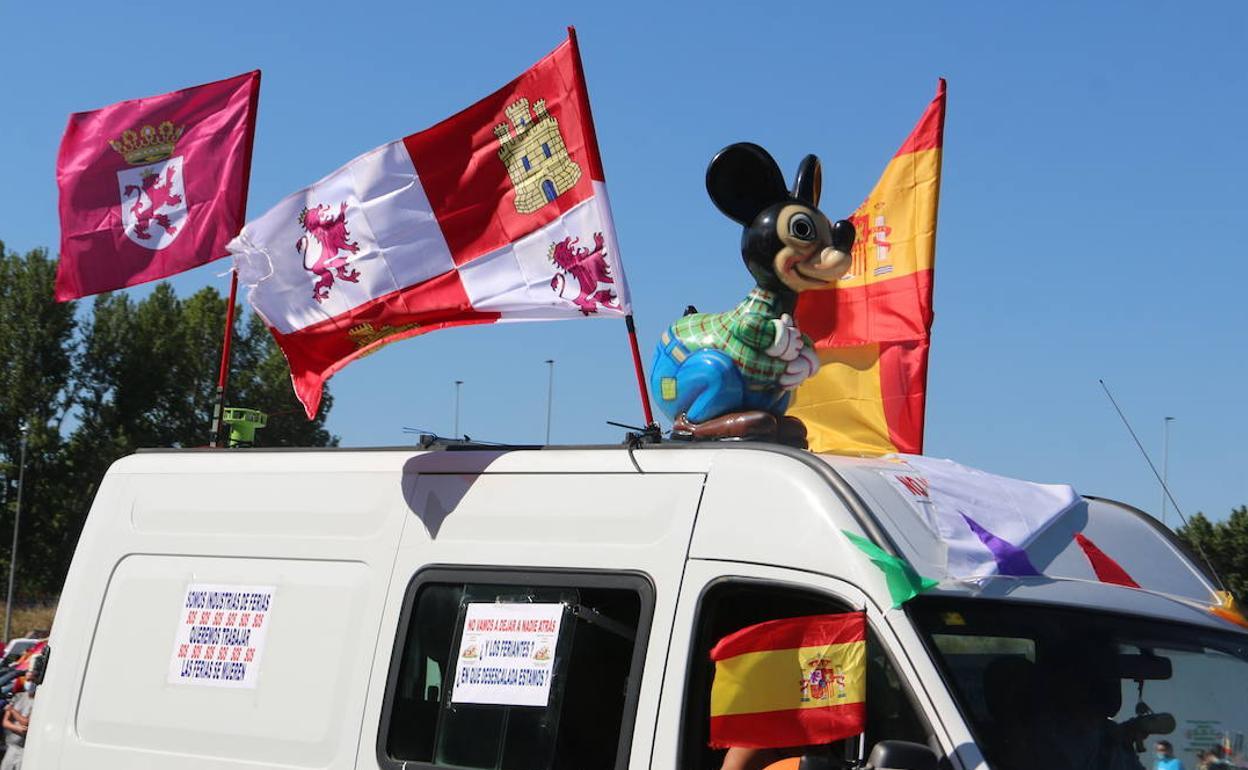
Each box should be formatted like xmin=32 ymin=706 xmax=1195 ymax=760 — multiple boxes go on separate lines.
xmin=168 ymin=583 xmax=275 ymax=688
xmin=451 ymin=602 xmax=564 ymax=707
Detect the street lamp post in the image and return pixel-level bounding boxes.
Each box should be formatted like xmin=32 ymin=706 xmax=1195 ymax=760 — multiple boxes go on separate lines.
xmin=4 ymin=422 xmax=28 ymax=644
xmin=1161 ymin=416 xmax=1174 ymax=526
xmin=453 ymin=380 xmax=464 ymax=440
xmin=544 ymin=359 xmax=555 ymax=445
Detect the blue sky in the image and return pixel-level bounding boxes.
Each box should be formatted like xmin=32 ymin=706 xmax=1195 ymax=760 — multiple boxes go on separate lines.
xmin=3 ymin=1 xmax=1245 ymax=524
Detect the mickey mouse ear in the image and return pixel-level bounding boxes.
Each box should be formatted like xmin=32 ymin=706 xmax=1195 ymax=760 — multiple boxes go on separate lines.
xmin=792 ymin=155 xmax=822 ymax=207
xmin=706 ymin=143 xmax=788 ymax=225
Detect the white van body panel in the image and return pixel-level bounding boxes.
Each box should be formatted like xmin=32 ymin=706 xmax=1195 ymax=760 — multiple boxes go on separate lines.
xmin=28 ymin=448 xmax=715 ymax=770
xmin=30 ymin=452 xmax=415 ymax=770
xmin=689 ymin=450 xmax=891 ymax=607
xmin=359 ymin=451 xmax=707 ymax=769
xmin=23 ymin=445 xmax=1246 ymax=770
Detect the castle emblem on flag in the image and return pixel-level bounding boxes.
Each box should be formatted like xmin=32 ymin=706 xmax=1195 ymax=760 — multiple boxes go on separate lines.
xmin=548 ymin=232 xmax=618 ymax=315
xmin=494 ymin=97 xmax=582 ymax=214
xmin=347 ymin=321 xmax=421 ymax=351
xmin=111 ymin=121 xmax=188 ymax=250
xmin=297 ymin=202 xmax=361 ymax=303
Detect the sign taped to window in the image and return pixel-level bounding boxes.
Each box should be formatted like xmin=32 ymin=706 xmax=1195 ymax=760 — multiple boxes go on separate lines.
xmin=451 ymin=602 xmax=564 ymax=707
xmin=168 ymin=583 xmax=275 ymax=688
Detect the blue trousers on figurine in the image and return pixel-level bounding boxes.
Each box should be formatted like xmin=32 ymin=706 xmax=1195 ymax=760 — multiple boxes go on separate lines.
xmin=650 ymin=337 xmax=790 ymax=424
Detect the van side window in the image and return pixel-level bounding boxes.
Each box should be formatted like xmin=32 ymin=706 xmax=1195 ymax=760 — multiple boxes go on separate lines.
xmin=681 ymin=581 xmax=931 ymax=770
xmin=380 ymin=571 xmax=651 ymax=770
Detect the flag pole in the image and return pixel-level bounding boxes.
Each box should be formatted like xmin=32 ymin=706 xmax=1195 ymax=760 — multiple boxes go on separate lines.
xmin=209 ymin=71 xmax=262 ymax=447
xmin=209 ymin=272 xmax=240 ymax=447
xmin=625 ymin=315 xmax=655 ymax=428
xmin=566 ymin=27 xmax=656 ymax=431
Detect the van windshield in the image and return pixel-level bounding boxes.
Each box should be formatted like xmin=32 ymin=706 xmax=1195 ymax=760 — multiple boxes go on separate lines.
xmin=908 ymin=596 xmax=1248 ymax=770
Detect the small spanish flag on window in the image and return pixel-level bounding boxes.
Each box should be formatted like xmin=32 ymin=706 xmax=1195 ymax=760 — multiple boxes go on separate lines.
xmin=709 ymin=612 xmax=867 ymax=749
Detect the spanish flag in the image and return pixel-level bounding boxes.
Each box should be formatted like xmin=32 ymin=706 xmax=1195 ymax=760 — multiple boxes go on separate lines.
xmin=709 ymin=612 xmax=866 ymax=749
xmin=790 ymin=80 xmax=946 ymax=455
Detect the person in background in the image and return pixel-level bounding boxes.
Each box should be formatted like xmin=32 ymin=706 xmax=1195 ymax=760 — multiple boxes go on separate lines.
xmin=0 ymin=676 xmax=33 ymax=770
xmin=1156 ymin=741 xmax=1184 ymax=770
xmin=1206 ymin=746 xmax=1234 ymax=770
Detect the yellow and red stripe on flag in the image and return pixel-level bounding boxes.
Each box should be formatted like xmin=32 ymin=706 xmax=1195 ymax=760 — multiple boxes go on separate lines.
xmin=709 ymin=612 xmax=866 ymax=749
xmin=790 ymin=80 xmax=946 ymax=456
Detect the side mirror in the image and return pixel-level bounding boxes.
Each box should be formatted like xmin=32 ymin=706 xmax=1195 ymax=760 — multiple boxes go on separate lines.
xmin=867 ymin=740 xmax=939 ymax=770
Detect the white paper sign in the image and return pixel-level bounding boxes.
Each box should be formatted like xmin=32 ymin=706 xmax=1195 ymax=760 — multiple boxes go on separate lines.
xmin=168 ymin=583 xmax=275 ymax=688
xmin=450 ymin=602 xmax=563 ymax=707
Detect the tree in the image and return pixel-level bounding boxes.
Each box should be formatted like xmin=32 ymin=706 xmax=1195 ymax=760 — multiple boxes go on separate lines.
xmin=72 ymin=283 xmax=210 ymax=449
xmin=0 ymin=253 xmax=338 ymax=599
xmin=1176 ymin=506 xmax=1248 ymax=601
xmin=73 ymin=283 xmax=336 ymax=452
xmin=0 ymin=243 xmax=78 ymax=599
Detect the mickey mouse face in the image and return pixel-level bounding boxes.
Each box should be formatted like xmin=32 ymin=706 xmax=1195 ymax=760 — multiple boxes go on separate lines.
xmin=773 ymin=203 xmax=853 ymax=292
xmin=706 ymin=143 xmax=855 ymax=295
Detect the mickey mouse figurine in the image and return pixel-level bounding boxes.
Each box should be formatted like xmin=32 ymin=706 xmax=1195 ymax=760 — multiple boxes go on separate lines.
xmin=650 ymin=143 xmax=855 ymax=447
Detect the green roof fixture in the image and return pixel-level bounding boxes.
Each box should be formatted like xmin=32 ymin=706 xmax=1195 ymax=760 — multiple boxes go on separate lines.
xmin=222 ymin=407 xmax=268 ymax=448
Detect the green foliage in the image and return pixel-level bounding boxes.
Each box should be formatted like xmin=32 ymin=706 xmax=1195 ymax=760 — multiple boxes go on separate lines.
xmin=72 ymin=285 xmax=336 ymax=451
xmin=1177 ymin=506 xmax=1248 ymax=601
xmin=0 ymin=241 xmax=337 ymax=599
xmin=0 ymin=241 xmax=79 ymax=602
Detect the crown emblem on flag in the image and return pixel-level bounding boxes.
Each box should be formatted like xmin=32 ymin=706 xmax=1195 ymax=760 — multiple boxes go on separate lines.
xmin=109 ymin=121 xmax=184 ymax=165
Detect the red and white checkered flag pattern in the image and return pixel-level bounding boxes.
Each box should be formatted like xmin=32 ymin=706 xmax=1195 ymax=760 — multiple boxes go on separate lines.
xmin=229 ymin=35 xmax=629 ymax=417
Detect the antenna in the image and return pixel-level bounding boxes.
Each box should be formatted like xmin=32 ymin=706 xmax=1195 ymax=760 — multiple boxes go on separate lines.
xmin=1099 ymin=379 xmax=1226 ymax=591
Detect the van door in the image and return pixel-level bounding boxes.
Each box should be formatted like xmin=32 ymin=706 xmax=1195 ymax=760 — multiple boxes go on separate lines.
xmin=651 ymin=560 xmax=963 ymax=770
xmin=359 ymin=461 xmax=706 ymax=770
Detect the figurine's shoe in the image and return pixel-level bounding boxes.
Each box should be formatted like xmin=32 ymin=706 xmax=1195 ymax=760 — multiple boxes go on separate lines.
xmin=777 ymin=415 xmax=809 ymax=449
xmin=672 ymin=411 xmax=778 ymax=442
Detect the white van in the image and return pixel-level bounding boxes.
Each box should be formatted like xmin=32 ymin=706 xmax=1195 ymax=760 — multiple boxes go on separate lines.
xmin=23 ymin=443 xmax=1248 ymax=770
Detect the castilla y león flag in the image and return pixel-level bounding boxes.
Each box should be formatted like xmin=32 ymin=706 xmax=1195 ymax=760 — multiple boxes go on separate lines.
xmin=229 ymin=32 xmax=630 ymax=418
xmin=709 ymin=612 xmax=866 ymax=749
xmin=55 ymin=71 xmax=260 ymax=301
xmin=789 ymin=80 xmax=945 ymax=455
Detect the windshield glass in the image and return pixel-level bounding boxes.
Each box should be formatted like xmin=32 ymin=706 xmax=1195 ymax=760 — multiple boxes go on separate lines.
xmin=909 ymin=596 xmax=1248 ymax=770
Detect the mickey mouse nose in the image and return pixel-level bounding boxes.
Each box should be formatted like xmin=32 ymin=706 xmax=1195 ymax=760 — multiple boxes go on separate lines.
xmin=831 ymin=219 xmax=856 ymax=252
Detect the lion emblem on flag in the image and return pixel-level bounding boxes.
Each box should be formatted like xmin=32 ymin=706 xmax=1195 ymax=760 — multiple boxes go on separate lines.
xmin=297 ymin=202 xmax=361 ymax=303
xmin=548 ymin=232 xmax=619 ymax=315
xmin=117 ymin=158 xmax=188 ymax=249
xmin=110 ymin=121 xmax=189 ymax=250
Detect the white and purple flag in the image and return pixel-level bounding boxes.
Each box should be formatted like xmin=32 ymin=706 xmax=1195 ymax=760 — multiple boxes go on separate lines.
xmin=885 ymin=455 xmax=1080 ymax=579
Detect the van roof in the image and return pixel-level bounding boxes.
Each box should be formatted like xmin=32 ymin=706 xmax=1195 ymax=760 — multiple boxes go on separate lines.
xmin=123 ymin=442 xmax=1237 ymax=632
